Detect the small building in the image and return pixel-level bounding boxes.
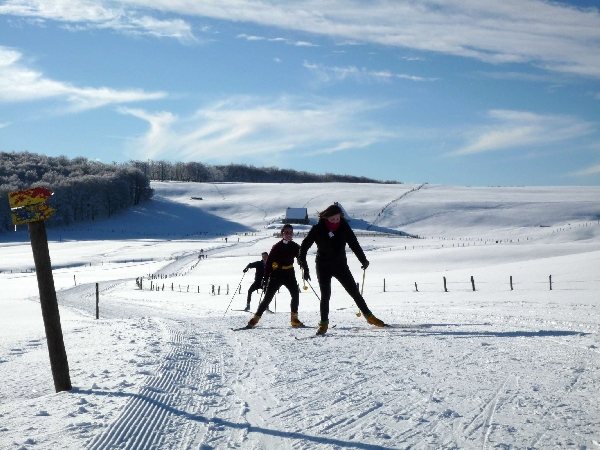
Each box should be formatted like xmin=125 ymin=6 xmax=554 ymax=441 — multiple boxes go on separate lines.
xmin=285 ymin=207 xmax=309 ymax=224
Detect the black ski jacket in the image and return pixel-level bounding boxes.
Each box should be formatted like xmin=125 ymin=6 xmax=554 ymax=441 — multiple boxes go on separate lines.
xmin=299 ymin=219 xmax=367 ymax=269
xmin=245 ymin=260 xmax=266 ymax=281
xmin=264 ymin=240 xmax=300 ymax=279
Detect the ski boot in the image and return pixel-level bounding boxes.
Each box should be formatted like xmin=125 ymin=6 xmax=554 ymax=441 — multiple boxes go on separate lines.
xmin=290 ymin=312 xmax=305 ymax=328
xmin=366 ymin=313 xmax=385 ymax=327
xmin=316 ymin=320 xmax=328 ymax=335
xmin=243 ymin=303 xmax=251 ymax=312
xmin=247 ymin=314 xmax=261 ymax=328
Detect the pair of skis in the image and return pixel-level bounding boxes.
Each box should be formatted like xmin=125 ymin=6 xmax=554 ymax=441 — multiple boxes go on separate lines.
xmin=231 ymin=323 xmax=328 ymax=332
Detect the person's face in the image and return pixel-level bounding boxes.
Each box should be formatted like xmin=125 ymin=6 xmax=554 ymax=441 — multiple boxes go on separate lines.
xmin=282 ymin=228 xmax=294 ymax=240
xmin=327 ymin=213 xmax=341 ymax=224
xmin=262 ymin=254 xmax=268 ymax=262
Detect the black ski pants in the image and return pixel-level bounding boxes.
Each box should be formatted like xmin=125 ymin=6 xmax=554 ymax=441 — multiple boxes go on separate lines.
xmin=256 ymin=271 xmax=300 ymax=316
xmin=316 ymin=262 xmax=371 ymax=322
xmin=246 ymin=279 xmax=262 ymax=305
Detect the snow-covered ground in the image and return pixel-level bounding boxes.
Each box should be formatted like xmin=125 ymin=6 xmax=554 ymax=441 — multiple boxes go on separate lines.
xmin=1 ymin=182 xmax=600 ymax=449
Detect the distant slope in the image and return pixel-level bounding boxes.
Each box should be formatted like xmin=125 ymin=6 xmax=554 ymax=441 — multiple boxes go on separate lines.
xmin=5 ymin=182 xmax=599 ymax=243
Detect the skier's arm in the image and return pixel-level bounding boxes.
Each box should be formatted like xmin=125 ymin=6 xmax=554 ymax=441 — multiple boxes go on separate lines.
xmin=264 ymin=243 xmax=279 ymax=278
xmin=345 ymin=222 xmax=368 ymax=268
xmin=298 ymin=227 xmax=316 ymax=271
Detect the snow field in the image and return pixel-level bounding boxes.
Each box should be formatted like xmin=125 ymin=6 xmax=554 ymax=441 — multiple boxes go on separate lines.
xmin=1 ymin=181 xmax=599 ymax=449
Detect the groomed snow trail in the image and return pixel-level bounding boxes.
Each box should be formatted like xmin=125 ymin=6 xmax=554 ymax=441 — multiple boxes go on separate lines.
xmin=79 ymin=308 xmax=599 ymax=449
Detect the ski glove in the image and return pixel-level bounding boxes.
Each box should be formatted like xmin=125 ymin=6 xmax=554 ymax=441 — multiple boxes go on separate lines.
xmin=303 ymin=270 xmax=311 ymax=281
xmin=243 ymin=268 xmax=248 ymax=273
xmin=361 ymin=260 xmax=370 ymax=270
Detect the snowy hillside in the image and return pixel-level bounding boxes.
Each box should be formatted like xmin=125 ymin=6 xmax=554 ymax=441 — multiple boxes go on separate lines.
xmin=1 ymin=182 xmax=599 ymax=449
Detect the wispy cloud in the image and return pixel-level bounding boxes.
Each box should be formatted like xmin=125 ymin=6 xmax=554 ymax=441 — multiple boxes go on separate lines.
xmin=237 ymin=33 xmax=317 ymax=47
xmin=478 ymin=71 xmax=558 ymax=83
xmin=569 ymin=163 xmax=600 ymax=177
xmin=135 ymin=1 xmax=600 ymax=79
xmin=303 ymin=61 xmax=437 ymax=83
xmin=0 ymin=46 xmax=166 ymax=110
xmin=451 ymin=110 xmax=595 ymax=156
xmin=0 ymin=0 xmax=197 ymax=42
xmin=3 ymin=1 xmax=598 ymax=77
xmin=120 ymin=96 xmax=397 ymax=161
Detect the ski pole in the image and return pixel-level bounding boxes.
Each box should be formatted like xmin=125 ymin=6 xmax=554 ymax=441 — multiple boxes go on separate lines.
xmin=223 ymin=271 xmax=246 ymax=317
xmin=356 ymin=268 xmax=366 ymax=317
xmin=306 ymin=279 xmax=321 ymax=301
xmin=259 ymin=276 xmax=271 ymax=313
xmin=361 ymin=268 xmax=366 ymax=296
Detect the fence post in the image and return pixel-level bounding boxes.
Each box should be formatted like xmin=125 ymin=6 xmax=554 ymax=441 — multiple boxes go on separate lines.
xmin=443 ymin=276 xmax=448 ymax=292
xmin=510 ymin=276 xmax=513 ymax=291
xmin=95 ymin=283 xmax=99 ymax=319
xmin=470 ymin=276 xmax=476 ymax=291
xmin=549 ymin=275 xmax=552 ymax=290
xmin=383 ymin=278 xmax=386 ymax=292
xmin=414 ymin=282 xmax=418 ymax=292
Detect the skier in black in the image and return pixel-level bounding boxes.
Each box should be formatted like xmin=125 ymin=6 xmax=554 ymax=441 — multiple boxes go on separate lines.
xmin=299 ymin=203 xmax=385 ymax=335
xmin=242 ymin=252 xmax=268 ymax=311
xmin=245 ymin=224 xmax=305 ymax=329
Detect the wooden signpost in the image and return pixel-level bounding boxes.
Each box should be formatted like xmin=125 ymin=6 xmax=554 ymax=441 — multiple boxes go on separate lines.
xmin=9 ymin=187 xmax=72 ymax=392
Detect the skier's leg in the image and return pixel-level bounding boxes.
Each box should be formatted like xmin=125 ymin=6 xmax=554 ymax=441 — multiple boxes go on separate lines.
xmin=316 ymin=264 xmax=333 ymax=323
xmin=282 ymin=274 xmax=304 ymax=327
xmin=254 ymin=278 xmax=280 ymax=318
xmin=335 ymin=266 xmax=385 ymax=326
xmin=246 ymin=280 xmax=260 ymax=308
xmin=334 ymin=265 xmax=372 ymax=316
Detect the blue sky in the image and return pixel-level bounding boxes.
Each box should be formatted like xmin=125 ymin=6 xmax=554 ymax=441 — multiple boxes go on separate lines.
xmin=0 ymin=1 xmax=599 ymax=186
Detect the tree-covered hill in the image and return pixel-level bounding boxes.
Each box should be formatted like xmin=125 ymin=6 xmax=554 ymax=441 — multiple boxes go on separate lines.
xmin=1 ymin=152 xmax=398 ymax=234
xmin=130 ymin=160 xmax=398 ymax=184
xmin=0 ymin=152 xmax=152 ymax=233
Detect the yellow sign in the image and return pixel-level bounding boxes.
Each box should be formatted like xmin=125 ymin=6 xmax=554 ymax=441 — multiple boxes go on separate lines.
xmin=9 ymin=187 xmax=55 ymax=225
xmin=9 ymin=187 xmax=53 ymax=208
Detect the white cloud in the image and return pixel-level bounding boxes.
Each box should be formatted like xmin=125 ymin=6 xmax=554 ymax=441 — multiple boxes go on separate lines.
xmin=303 ymin=61 xmax=437 ymax=83
xmin=3 ymin=1 xmax=598 ymax=77
xmin=452 ymin=110 xmax=595 ymax=156
xmin=126 ymin=0 xmax=600 ymax=79
xmin=569 ymin=163 xmax=600 ymax=177
xmin=0 ymin=0 xmax=197 ymax=42
xmin=0 ymin=46 xmax=166 ymax=110
xmin=120 ymin=96 xmax=397 ymax=161
xmin=119 ymin=107 xmax=177 ymax=159
xmin=237 ymin=33 xmax=317 ymax=47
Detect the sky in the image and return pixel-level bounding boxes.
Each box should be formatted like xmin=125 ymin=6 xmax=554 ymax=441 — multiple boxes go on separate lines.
xmin=0 ymin=0 xmax=599 ymax=186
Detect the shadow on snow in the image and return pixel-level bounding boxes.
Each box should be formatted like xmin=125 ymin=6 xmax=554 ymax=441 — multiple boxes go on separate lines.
xmin=75 ymin=388 xmax=396 ymax=450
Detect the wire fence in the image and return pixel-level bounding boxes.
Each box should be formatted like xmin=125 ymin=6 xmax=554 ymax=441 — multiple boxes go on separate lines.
xmin=132 ymin=272 xmax=600 ymax=297
xmin=382 ymin=275 xmax=600 ymax=293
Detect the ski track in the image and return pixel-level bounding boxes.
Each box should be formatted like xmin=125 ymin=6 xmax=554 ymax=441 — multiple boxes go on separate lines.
xmin=53 ymin=308 xmax=596 ymax=450
xmin=86 ymin=318 xmax=237 ymax=449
